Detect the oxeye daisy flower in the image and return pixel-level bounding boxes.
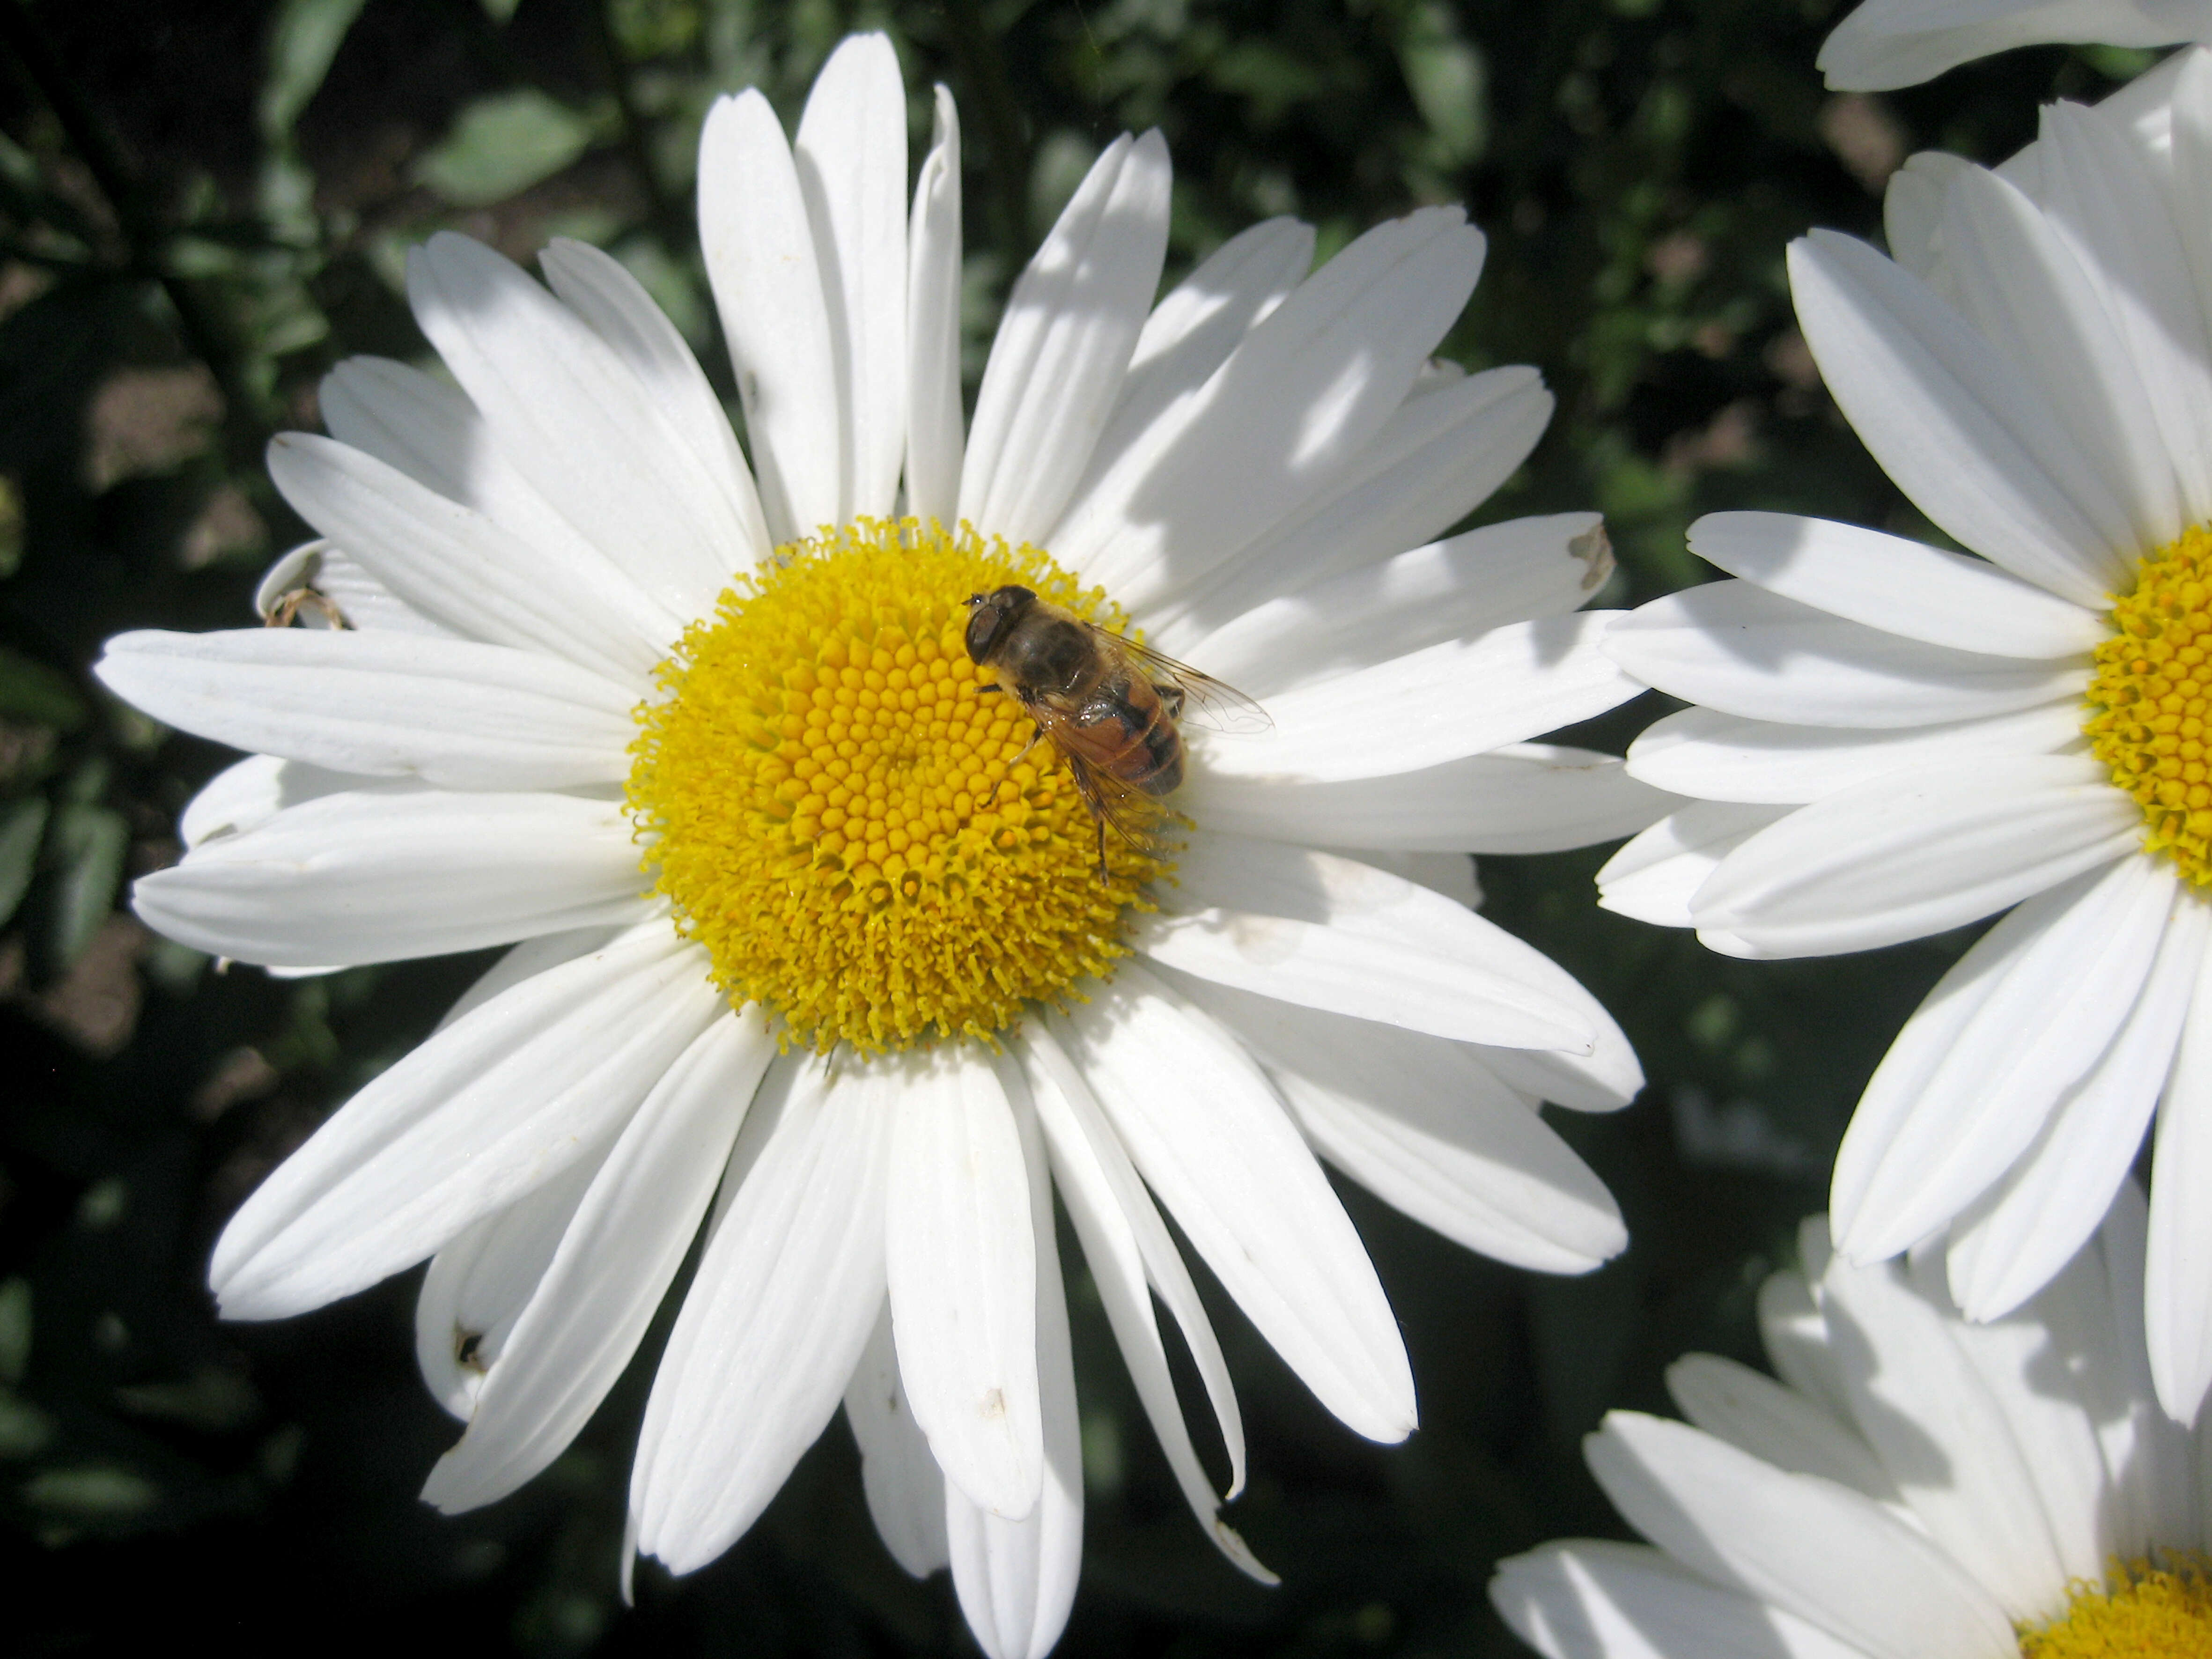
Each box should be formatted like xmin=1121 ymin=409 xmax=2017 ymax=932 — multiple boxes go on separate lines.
xmin=1490 ymin=1188 xmax=2212 ymax=1659
xmin=95 ymin=32 xmax=1664 ymax=1652
xmin=1820 ymin=0 xmax=2212 ymax=91
xmin=1600 ymin=50 xmax=2212 ymax=1427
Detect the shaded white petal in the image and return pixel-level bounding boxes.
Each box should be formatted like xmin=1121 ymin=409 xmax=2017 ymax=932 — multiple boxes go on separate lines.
xmin=2149 ymin=914 xmax=2212 ymax=1424
xmin=1195 ymin=612 xmax=1645 ymax=784
xmin=1833 ymin=854 xmax=2172 ymax=1265
xmin=1150 ymin=366 xmax=1557 ymax=648
xmin=132 ymin=785 xmax=649 ymax=968
xmin=1758 ymin=1253 xmax=1858 ymax=1427
xmin=1169 ymin=971 xmax=1627 ymax=1274
xmin=1626 ymin=701 xmax=2083 ymax=806
xmin=1067 ymin=208 xmax=1486 ymax=608
xmin=698 ymin=90 xmax=840 ymax=541
xmin=406 ymin=234 xmax=745 ymax=618
xmin=258 ymin=535 xmax=452 ymax=637
xmin=632 ymin=1054 xmax=896 ymax=1573
xmin=2077 ymin=1181 xmax=2201 ymax=1530
xmin=1688 ymin=513 xmax=2101 ymax=659
xmin=1586 ymin=1411 xmax=2016 ymax=1659
xmin=1183 ymin=513 xmax=1616 ymax=698
xmin=1607 ymin=580 xmax=2091 ymax=732
xmin=887 ymin=1048 xmax=1042 ymax=1519
xmin=905 ymin=85 xmax=964 ymax=527
xmin=98 ymin=628 xmax=635 ymax=791
xmin=1145 ymin=830 xmax=1600 ymax=1053
xmin=1491 ymin=1540 xmax=1876 ymax=1659
xmin=1946 ymin=889 xmax=2205 ymax=1320
xmin=1885 ymin=150 xmax=1971 ymax=280
xmin=846 ymin=1302 xmax=951 ymax=1578
xmin=178 ymin=753 xmax=360 ymax=849
xmin=211 ymin=922 xmax=720 ymax=1318
xmin=961 ymin=132 xmax=1172 ymax=546
xmin=415 ymin=1144 xmax=607 ymax=1421
xmin=794 ymin=32 xmax=907 ymax=523
xmin=434 ymin=924 xmax=627 ymax=1034
xmin=1477 ymin=1040 xmax=1646 ymax=1115
xmin=943 ymin=1062 xmax=1083 ymax=1659
xmin=1056 ymin=967 xmax=1416 ymax=1442
xmin=1664 ymin=1354 xmax=1899 ymax=1507
xmin=1187 ymin=742 xmax=1671 ymax=855
xmin=422 ymin=1012 xmax=775 ymax=1511
xmin=1787 ymin=230 xmax=2131 ymax=605
xmin=1018 ymin=1025 xmax=1273 ymax=1581
xmin=1820 ymin=0 xmax=2210 ymax=92
xmin=1694 ymin=757 xmax=2140 ymax=956
xmin=1596 ymin=801 xmax=1792 ymax=942
xmin=267 ymin=431 xmax=669 ymax=681
xmin=538 ymin=238 xmax=771 ymax=566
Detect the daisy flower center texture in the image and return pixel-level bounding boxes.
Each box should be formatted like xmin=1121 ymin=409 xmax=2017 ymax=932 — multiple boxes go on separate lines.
xmin=2087 ymin=527 xmax=2212 ymax=885
xmin=2017 ymin=1554 xmax=2212 ymax=1659
xmin=628 ymin=517 xmax=1160 ymax=1052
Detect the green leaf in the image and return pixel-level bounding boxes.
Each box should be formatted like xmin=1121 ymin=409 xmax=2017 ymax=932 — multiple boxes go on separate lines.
xmin=0 ymin=795 xmax=48 ymax=928
xmin=48 ymin=803 xmax=127 ymax=966
xmin=413 ymin=90 xmax=605 ymax=208
xmin=22 ymin=1465 xmax=158 ymax=1519
xmin=0 ymin=1278 xmax=29 ymax=1387
xmin=260 ymin=0 xmax=371 ymax=140
xmin=0 ymin=648 xmax=84 ymax=729
xmin=1400 ymin=2 xmax=1488 ymax=166
xmin=480 ymin=0 xmax=523 ymax=21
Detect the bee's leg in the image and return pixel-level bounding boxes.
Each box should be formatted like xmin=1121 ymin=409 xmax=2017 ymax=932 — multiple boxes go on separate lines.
xmin=1154 ymin=682 xmax=1186 ymax=720
xmin=1094 ymin=817 xmax=1109 ymax=883
xmin=976 ymin=683 xmax=1003 ymax=696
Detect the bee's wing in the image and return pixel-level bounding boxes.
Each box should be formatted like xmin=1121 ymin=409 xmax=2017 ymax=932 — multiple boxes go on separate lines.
xmin=1107 ymin=632 xmax=1273 ymax=734
xmin=1026 ymin=698 xmax=1165 ymax=849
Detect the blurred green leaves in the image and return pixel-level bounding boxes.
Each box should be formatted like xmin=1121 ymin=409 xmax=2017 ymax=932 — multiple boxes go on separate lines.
xmin=413 ymin=90 xmax=614 ymax=207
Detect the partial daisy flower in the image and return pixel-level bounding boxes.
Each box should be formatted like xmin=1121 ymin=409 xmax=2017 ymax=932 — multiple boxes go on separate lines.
xmin=97 ymin=32 xmax=1665 ymax=1654
xmin=1599 ymin=49 xmax=2212 ymax=1427
xmin=1820 ymin=0 xmax=2210 ymax=91
xmin=1490 ymin=1188 xmax=2212 ymax=1659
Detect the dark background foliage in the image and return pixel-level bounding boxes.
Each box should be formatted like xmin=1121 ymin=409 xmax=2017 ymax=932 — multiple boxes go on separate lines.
xmin=0 ymin=2 xmax=2152 ymax=1654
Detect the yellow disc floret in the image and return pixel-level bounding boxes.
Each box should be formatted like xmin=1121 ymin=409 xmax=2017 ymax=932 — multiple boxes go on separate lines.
xmin=2017 ymin=1552 xmax=2212 ymax=1659
xmin=626 ymin=517 xmax=1165 ymax=1055
xmin=2088 ymin=525 xmax=2212 ymax=885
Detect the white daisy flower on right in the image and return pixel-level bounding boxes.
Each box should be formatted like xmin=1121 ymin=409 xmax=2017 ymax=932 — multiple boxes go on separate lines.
xmin=1490 ymin=1189 xmax=2212 ymax=1659
xmin=1599 ymin=49 xmax=2212 ymax=1424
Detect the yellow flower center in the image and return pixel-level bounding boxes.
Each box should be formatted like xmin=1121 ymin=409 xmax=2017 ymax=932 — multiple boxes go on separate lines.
xmin=625 ymin=517 xmax=1166 ymax=1055
xmin=2087 ymin=526 xmax=2212 ymax=885
xmin=2016 ymin=1552 xmax=2212 ymax=1659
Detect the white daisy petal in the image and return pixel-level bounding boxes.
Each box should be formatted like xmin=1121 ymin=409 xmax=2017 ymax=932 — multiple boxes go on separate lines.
xmin=266 ymin=431 xmax=670 ymax=681
xmin=632 ymin=1054 xmax=896 ymax=1574
xmin=1664 ymin=1355 xmax=1900 ymax=1507
xmin=943 ymin=1066 xmax=1084 ymax=1659
xmin=210 ymin=922 xmax=720 ymax=1320
xmin=433 ymin=925 xmax=627 ymax=1034
xmin=1606 ymin=580 xmax=2092 ymax=732
xmin=1148 ymin=831 xmax=1602 ymax=1054
xmin=886 ymin=1048 xmax=1043 ymax=1519
xmin=131 ymin=786 xmax=649 ymax=968
xmin=1491 ymin=1540 xmax=1876 ymax=1659
xmin=1477 ymin=1041 xmax=1646 ymax=1115
xmin=1687 ymin=513 xmax=2102 ymax=660
xmin=96 ymin=628 xmax=636 ymax=791
xmin=1596 ymin=801 xmax=1792 ymax=941
xmin=905 ymin=85 xmax=964 ymax=528
xmin=1585 ymin=1411 xmax=2017 ymax=1659
xmin=1183 ymin=513 xmax=1615 ymax=698
xmin=2148 ymin=921 xmax=2212 ymax=1426
xmin=794 ymin=31 xmax=907 ymax=523
xmin=1625 ymin=701 xmax=2085 ymax=806
xmin=698 ymin=88 xmax=840 ymax=541
xmin=960 ymin=132 xmax=1172 ymax=546
xmin=1195 ymin=612 xmax=1645 ymax=784
xmin=1818 ymin=0 xmax=2206 ymax=92
xmin=1945 ymin=885 xmax=2206 ymax=1321
xmin=1056 ymin=968 xmax=1416 ymax=1443
xmin=1755 ymin=1247 xmax=1854 ymax=1427
xmin=1068 ymin=208 xmax=1486 ymax=607
xmin=1168 ymin=971 xmax=1627 ymax=1274
xmin=1832 ymin=854 xmax=2171 ymax=1264
xmin=258 ymin=535 xmax=452 ymax=638
xmin=538 ymin=238 xmax=772 ymax=566
xmin=406 ymin=233 xmax=745 ymax=618
xmin=1693 ymin=756 xmax=2141 ymax=957
xmin=1187 ymin=742 xmax=1672 ymax=855
xmin=1018 ymin=1026 xmax=1274 ymax=1583
xmin=1787 ymin=230 xmax=2131 ymax=604
xmin=178 ymin=753 xmax=360 ymax=849
xmin=422 ymin=1012 xmax=776 ymax=1512
xmin=846 ymin=1302 xmax=951 ymax=1578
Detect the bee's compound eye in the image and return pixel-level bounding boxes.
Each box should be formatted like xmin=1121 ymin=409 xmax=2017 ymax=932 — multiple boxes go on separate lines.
xmin=964 ymin=600 xmax=1002 ymax=664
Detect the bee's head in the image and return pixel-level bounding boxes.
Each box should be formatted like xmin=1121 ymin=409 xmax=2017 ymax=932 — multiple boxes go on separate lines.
xmin=963 ymin=585 xmax=1035 ymax=664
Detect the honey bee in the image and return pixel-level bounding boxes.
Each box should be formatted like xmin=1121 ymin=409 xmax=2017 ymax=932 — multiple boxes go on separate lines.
xmin=963 ymin=584 xmax=1270 ymax=877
